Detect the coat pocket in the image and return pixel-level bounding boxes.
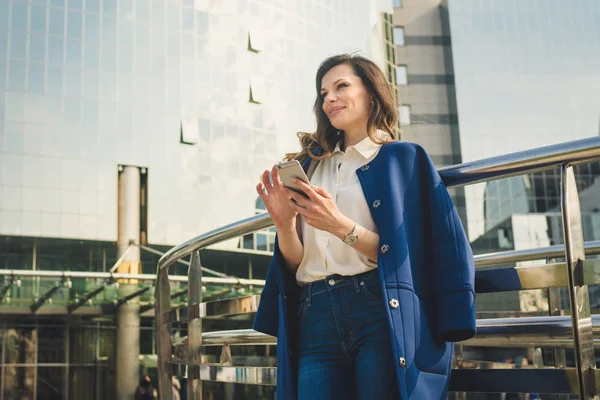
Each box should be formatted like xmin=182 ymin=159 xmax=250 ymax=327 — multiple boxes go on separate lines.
xmin=413 ymin=293 xmax=452 ymax=375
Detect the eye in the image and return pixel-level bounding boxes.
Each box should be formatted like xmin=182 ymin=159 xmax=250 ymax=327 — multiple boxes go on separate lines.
xmin=337 ymin=83 xmax=348 ymax=89
xmin=320 ymin=92 xmax=327 ymax=99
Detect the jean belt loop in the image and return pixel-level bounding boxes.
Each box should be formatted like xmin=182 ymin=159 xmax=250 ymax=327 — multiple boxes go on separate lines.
xmin=352 ymin=274 xmax=360 ymax=292
xmin=307 ymin=283 xmax=312 ymax=307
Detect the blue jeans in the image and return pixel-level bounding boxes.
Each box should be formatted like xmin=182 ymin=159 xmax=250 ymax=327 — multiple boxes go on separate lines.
xmin=295 ymin=269 xmax=400 ymax=400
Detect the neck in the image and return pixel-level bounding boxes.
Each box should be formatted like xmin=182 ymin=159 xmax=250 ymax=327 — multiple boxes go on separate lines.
xmin=342 ymin=126 xmax=369 ymax=150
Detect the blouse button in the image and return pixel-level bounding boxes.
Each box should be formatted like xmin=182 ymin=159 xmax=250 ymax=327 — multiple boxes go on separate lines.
xmin=360 ymin=164 xmax=370 ymax=171
xmin=389 ymin=298 xmax=399 ymax=309
xmin=380 ymin=244 xmax=389 ymax=253
xmin=399 ymin=357 xmax=406 ymax=367
xmin=372 ymin=199 xmax=381 ymax=208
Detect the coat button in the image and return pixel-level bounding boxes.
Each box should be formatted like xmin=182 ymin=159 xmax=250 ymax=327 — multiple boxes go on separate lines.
xmin=389 ymin=298 xmax=399 ymax=309
xmin=328 ymin=279 xmax=336 ymax=286
xmin=380 ymin=244 xmax=389 ymax=253
xmin=360 ymin=164 xmax=370 ymax=171
xmin=372 ymin=199 xmax=381 ymax=208
xmin=399 ymin=357 xmax=406 ymax=367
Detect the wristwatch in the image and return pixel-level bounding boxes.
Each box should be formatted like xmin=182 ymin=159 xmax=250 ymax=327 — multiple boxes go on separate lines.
xmin=342 ymin=223 xmax=360 ymax=246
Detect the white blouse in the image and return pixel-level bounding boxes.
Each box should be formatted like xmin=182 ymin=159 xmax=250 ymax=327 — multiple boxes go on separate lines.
xmin=295 ymin=131 xmax=389 ymax=286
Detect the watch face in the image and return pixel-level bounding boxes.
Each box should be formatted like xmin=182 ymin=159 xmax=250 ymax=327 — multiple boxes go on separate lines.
xmin=344 ymin=234 xmax=358 ymax=245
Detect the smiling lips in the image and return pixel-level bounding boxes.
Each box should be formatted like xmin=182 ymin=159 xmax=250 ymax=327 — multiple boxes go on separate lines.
xmin=328 ymin=106 xmax=345 ymax=117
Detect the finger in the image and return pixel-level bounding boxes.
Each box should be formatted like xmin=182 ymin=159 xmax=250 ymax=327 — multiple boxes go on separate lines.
xmin=311 ymin=185 xmax=332 ymax=199
xmin=292 ymin=179 xmax=319 ymax=200
xmin=285 ymin=188 xmax=308 ymax=207
xmin=256 ymin=182 xmax=267 ymax=200
xmin=271 ymin=165 xmax=283 ymax=188
xmin=261 ymin=170 xmax=274 ymax=192
xmin=289 ymin=197 xmax=307 ymax=215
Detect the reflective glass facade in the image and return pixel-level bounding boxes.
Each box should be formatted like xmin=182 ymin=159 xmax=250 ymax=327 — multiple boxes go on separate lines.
xmin=447 ymin=0 xmax=600 ymax=242
xmin=0 ymin=0 xmax=393 ymax=247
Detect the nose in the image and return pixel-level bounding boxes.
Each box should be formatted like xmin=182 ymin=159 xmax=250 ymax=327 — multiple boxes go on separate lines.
xmin=324 ymin=91 xmax=337 ymax=102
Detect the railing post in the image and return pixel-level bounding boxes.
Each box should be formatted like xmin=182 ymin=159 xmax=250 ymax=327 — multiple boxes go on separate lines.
xmin=547 ymin=256 xmax=570 ymax=400
xmin=188 ymin=251 xmax=203 ymax=400
xmin=156 ymin=266 xmax=173 ymax=399
xmin=561 ymin=165 xmax=597 ymax=399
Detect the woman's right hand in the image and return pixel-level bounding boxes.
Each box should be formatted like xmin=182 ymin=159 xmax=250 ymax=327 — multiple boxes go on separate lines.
xmin=256 ymin=164 xmax=298 ymax=228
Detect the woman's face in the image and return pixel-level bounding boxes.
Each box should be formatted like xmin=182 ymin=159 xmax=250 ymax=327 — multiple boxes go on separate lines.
xmin=320 ymin=63 xmax=372 ymax=133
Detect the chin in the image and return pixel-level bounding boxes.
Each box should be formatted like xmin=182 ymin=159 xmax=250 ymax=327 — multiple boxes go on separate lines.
xmin=329 ymin=120 xmax=346 ymax=132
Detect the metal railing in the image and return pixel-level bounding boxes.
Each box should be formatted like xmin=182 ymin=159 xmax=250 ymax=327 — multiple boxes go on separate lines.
xmin=155 ymin=136 xmax=600 ymax=399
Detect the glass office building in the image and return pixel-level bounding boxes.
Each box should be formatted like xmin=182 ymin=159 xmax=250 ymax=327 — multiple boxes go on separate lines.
xmin=0 ymin=0 xmax=395 ymax=398
xmin=392 ymin=1 xmax=468 ymax=228
xmin=446 ymin=0 xmax=600 ymax=243
xmin=0 ymin=0 xmax=392 ymax=246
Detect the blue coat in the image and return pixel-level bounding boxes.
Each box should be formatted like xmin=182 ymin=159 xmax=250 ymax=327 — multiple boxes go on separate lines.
xmin=253 ymin=141 xmax=477 ymax=399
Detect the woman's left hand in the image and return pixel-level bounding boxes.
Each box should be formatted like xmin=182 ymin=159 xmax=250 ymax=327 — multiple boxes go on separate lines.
xmin=284 ymin=179 xmax=353 ymax=238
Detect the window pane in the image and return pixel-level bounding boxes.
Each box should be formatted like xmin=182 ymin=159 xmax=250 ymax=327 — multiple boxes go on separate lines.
xmin=8 ymin=59 xmax=26 ymax=91
xmin=3 ymin=327 xmax=37 ymax=363
xmin=65 ymin=68 xmax=81 ymax=98
xmin=69 ymin=367 xmax=95 ymax=400
xmin=48 ymin=35 xmax=64 ymax=65
xmin=136 ymin=0 xmax=150 ymax=22
xmin=5 ymin=121 xmax=25 ymax=152
xmin=29 ymin=33 xmax=46 ymax=61
xmin=98 ymin=327 xmax=116 ymax=359
xmin=68 ymin=0 xmax=83 ymax=10
xmin=2 ymin=367 xmax=35 ymax=399
xmin=84 ymin=41 xmax=99 ymax=68
xmin=64 ymin=98 xmax=81 ymax=123
xmin=67 ymin=10 xmax=82 ymax=37
xmin=119 ymin=0 xmax=133 ymax=17
xmin=37 ymin=367 xmax=66 ymax=400
xmin=396 ymin=65 xmax=407 ymax=85
xmin=393 ymin=0 xmax=402 ymax=7
xmin=11 ymin=2 xmax=28 ymax=30
xmin=393 ymin=27 xmax=405 ymax=46
xmin=31 ymin=5 xmax=47 ymax=33
xmin=49 ymin=7 xmax=65 ymax=35
xmin=400 ymin=105 xmax=411 ymax=126
xmin=0 ymin=2 xmax=8 ymax=29
xmin=82 ymin=69 xmax=99 ymax=99
xmin=256 ymin=233 xmax=267 ymax=251
xmin=182 ymin=8 xmax=194 ymax=31
xmin=38 ymin=326 xmax=66 ymax=362
xmin=86 ymin=0 xmax=100 ymax=13
xmin=10 ymin=31 xmax=27 ymax=59
xmin=47 ymin=65 xmax=64 ymax=95
xmin=84 ymin=13 xmax=100 ymax=41
xmin=82 ymin=100 xmax=98 ymax=128
xmin=242 ymin=234 xmax=253 ymax=249
xmin=118 ymin=20 xmax=133 ymax=47
xmin=135 ymin=22 xmax=149 ymax=52
xmin=69 ymin=326 xmax=97 ymax=363
xmin=66 ymin=38 xmax=82 ymax=67
xmin=28 ymin=61 xmax=45 ymax=93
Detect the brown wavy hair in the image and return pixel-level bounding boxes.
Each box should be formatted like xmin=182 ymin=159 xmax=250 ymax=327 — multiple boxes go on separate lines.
xmin=285 ymin=54 xmax=399 ymax=164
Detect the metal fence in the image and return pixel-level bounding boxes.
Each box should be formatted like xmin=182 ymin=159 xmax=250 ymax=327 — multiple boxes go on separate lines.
xmin=155 ymin=136 xmax=600 ymax=399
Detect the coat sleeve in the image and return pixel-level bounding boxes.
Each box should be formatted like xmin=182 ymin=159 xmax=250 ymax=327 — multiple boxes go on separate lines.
xmin=419 ymin=146 xmax=477 ymax=342
xmin=252 ymin=252 xmax=280 ymax=337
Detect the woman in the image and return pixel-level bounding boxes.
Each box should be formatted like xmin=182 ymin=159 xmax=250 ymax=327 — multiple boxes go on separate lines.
xmin=254 ymin=54 xmax=476 ymax=400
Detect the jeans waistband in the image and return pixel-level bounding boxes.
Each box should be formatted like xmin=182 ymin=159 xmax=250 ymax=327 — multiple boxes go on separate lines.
xmin=300 ymin=268 xmax=379 ymax=301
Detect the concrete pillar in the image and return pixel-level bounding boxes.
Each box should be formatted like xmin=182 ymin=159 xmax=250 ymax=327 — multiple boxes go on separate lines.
xmin=116 ymin=166 xmax=141 ymax=400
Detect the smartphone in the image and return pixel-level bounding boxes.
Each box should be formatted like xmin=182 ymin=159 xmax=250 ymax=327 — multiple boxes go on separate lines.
xmin=276 ymin=160 xmax=311 ymax=197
